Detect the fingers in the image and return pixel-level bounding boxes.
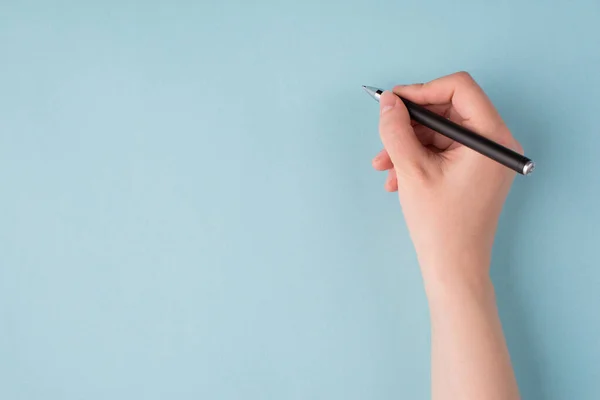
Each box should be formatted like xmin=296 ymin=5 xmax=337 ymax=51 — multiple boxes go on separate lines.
xmin=372 ymin=149 xmax=393 ymax=171
xmin=393 ymin=72 xmax=508 ymax=141
xmin=379 ymin=91 xmax=429 ymax=179
xmin=385 ymin=169 xmax=398 ymax=192
xmin=371 ymin=151 xmax=398 ymax=192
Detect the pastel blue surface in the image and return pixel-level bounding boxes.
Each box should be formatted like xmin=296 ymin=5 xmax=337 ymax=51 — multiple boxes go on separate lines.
xmin=1 ymin=1 xmax=599 ymax=398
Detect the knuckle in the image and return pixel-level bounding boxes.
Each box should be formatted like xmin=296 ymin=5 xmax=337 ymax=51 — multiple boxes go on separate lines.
xmin=454 ymin=71 xmax=475 ymax=84
xmin=455 ymin=70 xmax=472 ymax=80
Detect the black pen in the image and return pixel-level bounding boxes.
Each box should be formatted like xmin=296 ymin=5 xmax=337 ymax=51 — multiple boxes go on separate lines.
xmin=362 ymin=86 xmax=535 ymax=175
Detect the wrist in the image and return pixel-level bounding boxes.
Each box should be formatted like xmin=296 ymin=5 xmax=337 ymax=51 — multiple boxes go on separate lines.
xmin=424 ymin=273 xmax=497 ymax=322
xmin=418 ymin=252 xmax=494 ymax=303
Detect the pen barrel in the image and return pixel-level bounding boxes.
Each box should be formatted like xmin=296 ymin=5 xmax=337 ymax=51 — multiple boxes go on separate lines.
xmin=402 ymin=98 xmax=531 ymax=174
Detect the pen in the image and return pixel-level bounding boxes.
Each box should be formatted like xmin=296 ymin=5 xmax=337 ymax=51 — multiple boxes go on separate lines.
xmin=362 ymin=86 xmax=535 ymax=175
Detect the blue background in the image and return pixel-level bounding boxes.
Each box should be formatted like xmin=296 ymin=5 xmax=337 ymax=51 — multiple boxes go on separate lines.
xmin=1 ymin=0 xmax=599 ymax=398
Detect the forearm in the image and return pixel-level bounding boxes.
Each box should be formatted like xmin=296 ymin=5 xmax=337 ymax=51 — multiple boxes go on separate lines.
xmin=423 ymin=263 xmax=519 ymax=400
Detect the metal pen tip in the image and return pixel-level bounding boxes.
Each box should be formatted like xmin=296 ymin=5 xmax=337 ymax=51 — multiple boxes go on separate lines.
xmin=362 ymin=85 xmax=382 ymax=102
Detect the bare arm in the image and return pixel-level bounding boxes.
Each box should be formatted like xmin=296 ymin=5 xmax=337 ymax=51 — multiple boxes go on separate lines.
xmin=373 ymin=72 xmax=520 ymax=399
xmin=425 ymin=267 xmax=518 ymax=399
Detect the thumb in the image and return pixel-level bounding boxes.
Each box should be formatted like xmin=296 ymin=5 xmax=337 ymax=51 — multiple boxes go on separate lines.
xmin=378 ymin=91 xmax=428 ymax=178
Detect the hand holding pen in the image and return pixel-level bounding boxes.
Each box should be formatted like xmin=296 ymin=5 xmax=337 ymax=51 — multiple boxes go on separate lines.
xmin=365 ymin=78 xmax=533 ymax=176
xmin=372 ymin=71 xmax=523 ymax=266
xmin=371 ymin=71 xmax=521 ymax=398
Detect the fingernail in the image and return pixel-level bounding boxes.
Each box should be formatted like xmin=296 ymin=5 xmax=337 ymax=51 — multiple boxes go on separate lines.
xmin=380 ymin=91 xmax=397 ymax=115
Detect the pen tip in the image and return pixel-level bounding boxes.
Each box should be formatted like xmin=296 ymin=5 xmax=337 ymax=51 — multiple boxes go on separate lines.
xmin=362 ymin=85 xmax=381 ymax=102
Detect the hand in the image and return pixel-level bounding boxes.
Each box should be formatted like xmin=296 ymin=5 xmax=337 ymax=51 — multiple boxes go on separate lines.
xmin=372 ymin=72 xmax=523 ymax=284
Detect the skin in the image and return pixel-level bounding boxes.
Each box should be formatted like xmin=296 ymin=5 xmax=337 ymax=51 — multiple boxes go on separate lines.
xmin=373 ymin=72 xmax=521 ymax=399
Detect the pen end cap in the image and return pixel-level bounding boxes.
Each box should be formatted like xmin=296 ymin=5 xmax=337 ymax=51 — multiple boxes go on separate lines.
xmin=523 ymin=161 xmax=535 ymax=175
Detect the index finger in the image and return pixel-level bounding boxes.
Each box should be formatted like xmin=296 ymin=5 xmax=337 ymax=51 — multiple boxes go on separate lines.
xmin=393 ymin=71 xmax=507 ymax=139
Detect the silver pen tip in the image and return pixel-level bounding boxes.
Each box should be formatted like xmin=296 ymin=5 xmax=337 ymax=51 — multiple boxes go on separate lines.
xmin=362 ymin=85 xmax=382 ymax=102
